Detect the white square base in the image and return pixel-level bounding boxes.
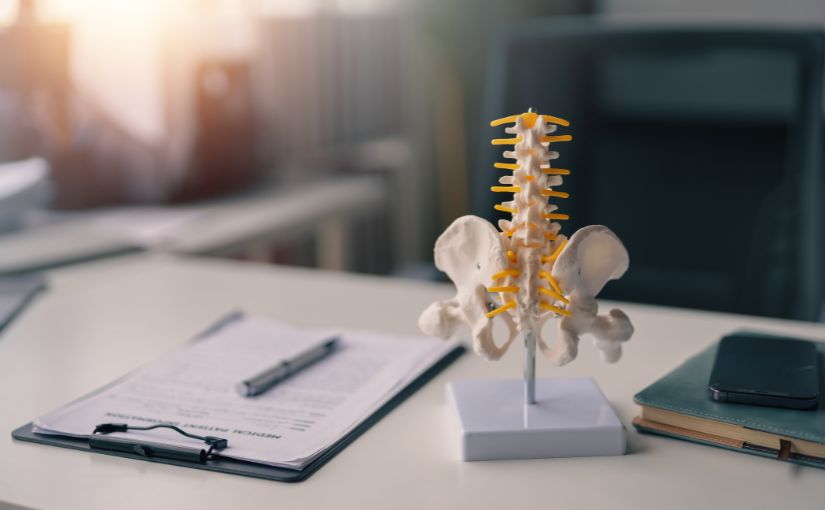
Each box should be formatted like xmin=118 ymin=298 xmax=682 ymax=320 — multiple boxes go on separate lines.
xmin=447 ymin=377 xmax=626 ymax=461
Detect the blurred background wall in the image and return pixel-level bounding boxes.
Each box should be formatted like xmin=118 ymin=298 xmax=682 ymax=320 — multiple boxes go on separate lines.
xmin=0 ymin=0 xmax=824 ymax=321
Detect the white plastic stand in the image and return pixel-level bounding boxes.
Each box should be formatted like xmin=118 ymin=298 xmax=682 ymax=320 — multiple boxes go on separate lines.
xmin=447 ymin=377 xmax=626 ymax=461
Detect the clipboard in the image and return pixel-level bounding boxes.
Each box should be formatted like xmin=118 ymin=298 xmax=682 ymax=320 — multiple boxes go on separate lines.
xmin=11 ymin=314 xmax=465 ymax=483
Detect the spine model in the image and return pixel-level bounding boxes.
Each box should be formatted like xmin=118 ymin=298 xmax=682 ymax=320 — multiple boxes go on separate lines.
xmin=487 ymin=110 xmax=572 ymax=336
xmin=418 ymin=110 xmax=634 ymax=398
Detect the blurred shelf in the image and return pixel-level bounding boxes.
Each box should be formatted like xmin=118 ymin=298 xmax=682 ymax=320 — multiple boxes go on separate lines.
xmin=0 ymin=175 xmax=388 ymax=275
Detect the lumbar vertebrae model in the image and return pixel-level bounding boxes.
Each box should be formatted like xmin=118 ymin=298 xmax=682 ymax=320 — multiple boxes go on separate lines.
xmin=419 ymin=110 xmax=633 ymax=403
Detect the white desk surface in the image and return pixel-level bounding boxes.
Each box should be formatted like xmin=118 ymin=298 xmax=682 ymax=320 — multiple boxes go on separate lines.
xmin=1 ymin=255 xmax=823 ymax=510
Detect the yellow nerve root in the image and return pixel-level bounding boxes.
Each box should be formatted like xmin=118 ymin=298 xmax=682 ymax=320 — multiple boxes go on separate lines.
xmin=487 ymin=286 xmax=519 ymax=293
xmin=550 ymin=239 xmax=567 ymax=259
xmin=494 ymin=162 xmax=520 ymax=170
xmin=506 ymin=250 xmax=517 ymax=263
xmin=538 ymin=286 xmax=569 ymax=304
xmin=494 ymin=204 xmax=517 ymax=214
xmin=540 ymin=239 xmax=568 ymax=264
xmin=539 ymin=301 xmax=572 ymax=317
xmin=490 ymin=113 xmax=570 ymax=128
xmin=542 ymin=114 xmax=570 ymax=127
xmin=492 ymin=269 xmax=520 ymax=280
xmin=548 ymin=276 xmax=563 ymax=295
xmin=541 ymin=190 xmax=569 ymax=198
xmin=540 ymin=135 xmax=573 ymax=144
xmin=491 ymin=186 xmax=521 ymax=193
xmin=543 ymin=168 xmax=570 ymax=175
xmin=542 ymin=213 xmax=569 ymax=220
xmin=486 ymin=301 xmax=516 ymax=318
xmin=491 ymin=137 xmax=522 ymax=145
xmin=539 ymin=271 xmax=564 ymax=296
xmin=489 ymin=115 xmax=518 ymax=127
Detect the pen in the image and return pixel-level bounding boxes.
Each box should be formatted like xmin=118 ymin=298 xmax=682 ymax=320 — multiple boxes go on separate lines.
xmin=235 ymin=338 xmax=339 ymax=397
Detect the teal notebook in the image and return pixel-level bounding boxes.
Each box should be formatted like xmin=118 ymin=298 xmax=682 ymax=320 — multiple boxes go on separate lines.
xmin=633 ymin=333 xmax=825 ymax=469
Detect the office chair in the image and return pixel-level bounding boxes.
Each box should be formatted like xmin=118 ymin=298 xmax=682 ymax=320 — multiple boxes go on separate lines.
xmin=480 ymin=18 xmax=824 ymax=321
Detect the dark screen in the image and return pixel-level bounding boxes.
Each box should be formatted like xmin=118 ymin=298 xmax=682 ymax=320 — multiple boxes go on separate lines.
xmin=709 ymin=333 xmax=819 ymax=400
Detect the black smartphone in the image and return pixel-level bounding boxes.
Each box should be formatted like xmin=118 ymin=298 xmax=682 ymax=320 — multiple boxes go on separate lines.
xmin=708 ymin=333 xmax=820 ymax=410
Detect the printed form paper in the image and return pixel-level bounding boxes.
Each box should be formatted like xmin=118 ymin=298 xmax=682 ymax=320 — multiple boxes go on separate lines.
xmin=34 ymin=316 xmax=457 ymax=469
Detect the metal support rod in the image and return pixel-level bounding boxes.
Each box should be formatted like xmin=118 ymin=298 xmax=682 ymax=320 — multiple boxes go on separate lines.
xmin=523 ymin=326 xmax=536 ymax=405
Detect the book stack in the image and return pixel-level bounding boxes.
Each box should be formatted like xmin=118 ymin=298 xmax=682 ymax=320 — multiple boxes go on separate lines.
xmin=634 ymin=339 xmax=825 ymax=469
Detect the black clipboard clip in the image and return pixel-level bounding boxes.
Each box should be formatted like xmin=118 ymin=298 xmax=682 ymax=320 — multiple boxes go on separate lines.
xmin=90 ymin=423 xmax=229 ymax=464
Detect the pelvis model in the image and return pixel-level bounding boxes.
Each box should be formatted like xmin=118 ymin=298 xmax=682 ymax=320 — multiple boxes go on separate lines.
xmin=419 ymin=110 xmax=634 ymax=375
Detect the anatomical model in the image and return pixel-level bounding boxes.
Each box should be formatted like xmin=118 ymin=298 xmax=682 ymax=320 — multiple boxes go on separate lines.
xmin=419 ymin=110 xmax=633 ymax=404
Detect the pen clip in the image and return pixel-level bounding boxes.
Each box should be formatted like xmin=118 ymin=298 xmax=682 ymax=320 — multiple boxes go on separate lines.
xmin=92 ymin=422 xmax=229 ymax=463
xmin=89 ymin=435 xmax=209 ymax=463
